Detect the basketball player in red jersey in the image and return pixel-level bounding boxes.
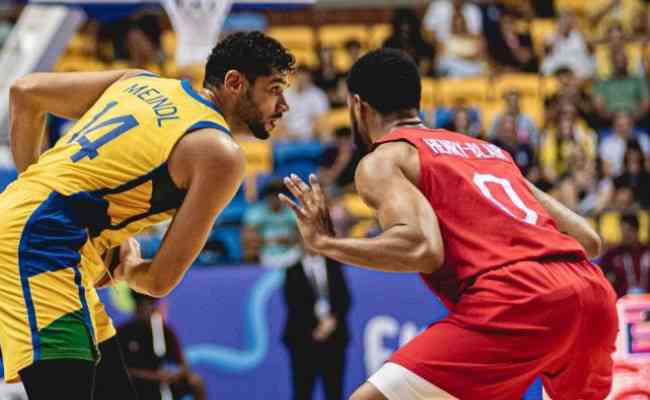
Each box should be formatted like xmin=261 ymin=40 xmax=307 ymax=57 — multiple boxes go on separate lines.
xmin=280 ymin=48 xmax=618 ymax=400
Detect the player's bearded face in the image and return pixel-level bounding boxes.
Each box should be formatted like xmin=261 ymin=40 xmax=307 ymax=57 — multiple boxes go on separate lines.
xmin=236 ymin=86 xmax=272 ymax=140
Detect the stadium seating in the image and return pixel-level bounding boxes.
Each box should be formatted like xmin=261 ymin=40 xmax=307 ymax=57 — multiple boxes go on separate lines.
xmin=436 ymin=77 xmax=490 ymax=106
xmin=529 ymin=19 xmax=557 ymax=57
xmin=272 ymin=140 xmax=324 ymax=180
xmin=493 ymin=73 xmax=541 ymax=100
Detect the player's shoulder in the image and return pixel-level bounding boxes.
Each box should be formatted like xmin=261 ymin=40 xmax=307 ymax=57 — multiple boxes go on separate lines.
xmin=357 ymin=140 xmax=419 ymax=183
xmin=170 ymin=128 xmax=244 ymax=181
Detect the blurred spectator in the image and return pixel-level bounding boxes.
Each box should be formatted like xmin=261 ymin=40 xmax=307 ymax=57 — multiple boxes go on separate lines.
xmin=344 ymin=39 xmax=363 ymax=65
xmin=443 ymin=106 xmax=481 ymax=137
xmin=599 ymin=112 xmax=650 ymax=176
xmin=313 ymin=47 xmax=346 ymax=108
xmin=423 ymin=0 xmax=482 ymax=41
xmin=599 ymin=213 xmax=650 ymax=297
xmin=283 ymin=65 xmax=330 ymax=141
xmin=489 ymin=90 xmax=539 ymax=145
xmin=424 ymin=0 xmax=486 ymax=77
xmin=573 ymin=156 xmax=614 ymax=215
xmin=319 ymin=127 xmax=363 ymax=189
xmin=118 ymin=292 xmax=206 ymax=400
xmin=530 ymin=0 xmax=557 ymax=18
xmin=491 ymin=114 xmax=537 ymax=177
xmin=243 ymin=179 xmax=302 ymax=268
xmin=490 ymin=12 xmax=539 ymax=73
xmin=539 ymin=109 xmax=596 ymax=181
xmin=543 ymin=67 xmax=600 ymax=131
xmin=617 ymin=141 xmax=650 ymax=208
xmin=593 ymin=49 xmax=650 ymax=123
xmin=588 ymin=0 xmax=647 ymax=39
xmin=541 ymin=12 xmax=595 ymax=79
xmin=283 ymin=251 xmax=351 ymax=400
xmin=383 ymin=8 xmax=436 ymax=76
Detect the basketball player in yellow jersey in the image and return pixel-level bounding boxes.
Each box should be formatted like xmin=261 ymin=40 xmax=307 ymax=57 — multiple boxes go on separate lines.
xmin=0 ymin=31 xmax=294 ymax=399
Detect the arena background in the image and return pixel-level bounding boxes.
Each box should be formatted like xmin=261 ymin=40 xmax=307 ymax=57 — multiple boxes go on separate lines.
xmin=1 ymin=0 xmax=649 ymax=398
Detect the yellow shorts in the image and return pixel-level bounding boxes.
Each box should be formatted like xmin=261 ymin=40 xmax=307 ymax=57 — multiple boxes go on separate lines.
xmin=0 ymin=183 xmax=115 ymax=383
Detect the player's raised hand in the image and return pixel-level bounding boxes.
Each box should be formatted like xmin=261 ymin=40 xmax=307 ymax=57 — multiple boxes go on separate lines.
xmin=279 ymin=173 xmax=334 ymax=252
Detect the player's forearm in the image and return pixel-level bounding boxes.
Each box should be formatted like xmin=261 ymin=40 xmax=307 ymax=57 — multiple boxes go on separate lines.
xmin=9 ymin=95 xmax=47 ymax=173
xmin=316 ymin=225 xmax=443 ymax=274
xmin=527 ymin=182 xmax=602 ymax=257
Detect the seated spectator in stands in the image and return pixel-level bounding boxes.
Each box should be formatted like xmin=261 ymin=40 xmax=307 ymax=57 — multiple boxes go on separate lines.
xmin=243 ymin=179 xmax=301 ymax=268
xmin=344 ymin=39 xmax=363 ymax=66
xmin=491 ymin=114 xmax=537 ymax=177
xmin=618 ymin=141 xmax=650 ymax=208
xmin=424 ymin=0 xmax=482 ymax=41
xmin=613 ymin=175 xmax=639 ymax=211
xmin=490 ymin=12 xmax=538 ymax=73
xmin=443 ymin=106 xmax=481 ymax=137
xmin=313 ymin=47 xmax=346 ymax=108
xmin=118 ymin=292 xmax=206 ymax=400
xmin=541 ymin=11 xmax=595 ymax=79
xmin=489 ymin=89 xmax=539 ymax=145
xmin=282 ymin=65 xmax=330 ymax=141
xmin=573 ymin=156 xmax=614 ymax=215
xmin=424 ymin=0 xmax=486 ymax=77
xmin=544 ymin=67 xmax=600 ymax=130
xmin=553 ymin=173 xmax=581 ymax=211
xmin=588 ymin=0 xmax=647 ymax=40
xmin=539 ymin=110 xmax=596 ymax=181
xmin=283 ymin=249 xmax=351 ymax=400
xmin=593 ymin=49 xmax=650 ymax=123
xmin=599 ymin=112 xmax=650 ymax=176
xmin=319 ymin=127 xmax=363 ymax=189
xmin=599 ymin=213 xmax=650 ymax=297
xmin=383 ymin=8 xmax=436 ymax=76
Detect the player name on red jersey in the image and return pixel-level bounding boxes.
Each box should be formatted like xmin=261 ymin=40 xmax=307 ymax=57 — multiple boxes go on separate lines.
xmin=423 ymin=138 xmax=508 ymax=161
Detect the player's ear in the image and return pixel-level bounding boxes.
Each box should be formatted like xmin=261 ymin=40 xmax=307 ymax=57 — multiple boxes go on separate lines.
xmin=223 ymin=70 xmax=246 ymax=94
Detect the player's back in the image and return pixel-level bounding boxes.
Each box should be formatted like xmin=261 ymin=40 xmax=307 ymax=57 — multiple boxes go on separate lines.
xmin=376 ymin=128 xmax=586 ymax=306
xmin=0 ymin=73 xmax=229 ymax=277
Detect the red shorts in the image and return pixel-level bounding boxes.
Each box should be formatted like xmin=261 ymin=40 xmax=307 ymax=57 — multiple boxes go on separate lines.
xmin=389 ymin=259 xmax=618 ymax=400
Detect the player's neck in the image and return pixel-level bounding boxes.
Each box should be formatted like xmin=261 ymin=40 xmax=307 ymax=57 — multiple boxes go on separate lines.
xmin=371 ymin=110 xmax=424 ymax=142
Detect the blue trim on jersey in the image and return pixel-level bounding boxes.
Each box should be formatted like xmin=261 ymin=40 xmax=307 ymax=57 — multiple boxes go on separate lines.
xmin=181 ymin=80 xmax=224 ymax=116
xmin=18 ymin=192 xmax=89 ymax=362
xmin=72 ymin=266 xmax=96 ymax=345
xmin=134 ymin=71 xmax=160 ymax=78
xmin=186 ymin=120 xmax=231 ymax=136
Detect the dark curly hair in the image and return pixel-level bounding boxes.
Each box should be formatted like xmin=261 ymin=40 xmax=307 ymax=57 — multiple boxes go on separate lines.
xmin=204 ymin=31 xmax=295 ymax=89
xmin=347 ymin=48 xmax=421 ymax=115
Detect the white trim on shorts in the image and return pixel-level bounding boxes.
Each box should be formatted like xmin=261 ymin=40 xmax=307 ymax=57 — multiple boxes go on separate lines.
xmin=367 ymin=362 xmax=458 ymax=400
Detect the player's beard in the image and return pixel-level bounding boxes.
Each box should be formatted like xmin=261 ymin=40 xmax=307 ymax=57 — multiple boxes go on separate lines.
xmin=238 ymin=88 xmax=271 ymax=140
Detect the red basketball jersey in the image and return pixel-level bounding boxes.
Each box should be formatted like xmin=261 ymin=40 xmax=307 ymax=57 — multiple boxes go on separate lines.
xmin=375 ymin=128 xmax=587 ymax=308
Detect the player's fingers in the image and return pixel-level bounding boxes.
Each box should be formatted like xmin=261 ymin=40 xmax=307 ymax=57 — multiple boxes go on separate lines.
xmin=309 ymin=174 xmax=327 ymax=207
xmin=291 ymin=174 xmax=311 ymax=194
xmin=278 ymin=194 xmax=307 ymax=220
xmin=283 ymin=177 xmax=306 ymax=205
xmin=291 ymin=174 xmax=319 ymax=209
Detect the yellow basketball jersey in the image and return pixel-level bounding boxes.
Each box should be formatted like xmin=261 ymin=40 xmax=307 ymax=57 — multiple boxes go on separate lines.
xmin=13 ymin=73 xmax=230 ymax=272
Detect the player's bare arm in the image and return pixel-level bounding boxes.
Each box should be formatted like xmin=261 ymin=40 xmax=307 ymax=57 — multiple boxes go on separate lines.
xmin=116 ymin=129 xmax=245 ymax=297
xmin=281 ymin=141 xmax=444 ymax=274
xmin=9 ymin=69 xmax=147 ymax=172
xmin=526 ymin=180 xmax=603 ymax=258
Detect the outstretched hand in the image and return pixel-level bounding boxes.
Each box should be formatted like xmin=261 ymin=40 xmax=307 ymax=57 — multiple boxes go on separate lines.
xmin=279 ymin=174 xmax=335 ymax=253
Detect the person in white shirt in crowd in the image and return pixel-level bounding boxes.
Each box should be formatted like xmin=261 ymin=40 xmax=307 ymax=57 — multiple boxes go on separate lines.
xmin=423 ymin=0 xmax=486 ymax=77
xmin=599 ymin=112 xmax=650 ymax=176
xmin=282 ymin=65 xmax=330 ymax=141
xmin=541 ymin=11 xmax=596 ymax=79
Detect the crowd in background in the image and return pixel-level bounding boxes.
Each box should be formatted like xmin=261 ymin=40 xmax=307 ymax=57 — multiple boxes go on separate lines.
xmin=1 ymin=0 xmax=650 ymax=298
